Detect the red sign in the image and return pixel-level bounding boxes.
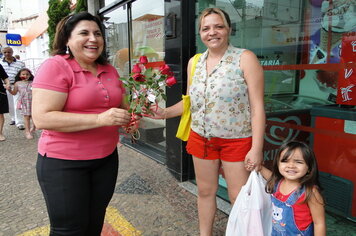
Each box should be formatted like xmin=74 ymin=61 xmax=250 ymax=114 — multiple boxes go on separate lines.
xmin=337 ymin=33 xmax=356 ymax=105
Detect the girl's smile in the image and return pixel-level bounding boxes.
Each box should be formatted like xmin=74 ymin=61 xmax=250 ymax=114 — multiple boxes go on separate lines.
xmin=20 ymin=71 xmax=31 ymax=80
xmin=278 ymin=148 xmax=309 ymax=183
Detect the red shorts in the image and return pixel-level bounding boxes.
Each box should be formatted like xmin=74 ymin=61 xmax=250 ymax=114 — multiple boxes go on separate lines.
xmin=186 ymin=130 xmax=252 ymax=162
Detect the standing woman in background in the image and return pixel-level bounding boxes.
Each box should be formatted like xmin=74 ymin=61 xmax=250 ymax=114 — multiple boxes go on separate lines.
xmin=151 ymin=8 xmax=265 ymax=235
xmin=32 ymin=12 xmax=131 ymax=236
xmin=0 ymin=64 xmax=10 ymax=141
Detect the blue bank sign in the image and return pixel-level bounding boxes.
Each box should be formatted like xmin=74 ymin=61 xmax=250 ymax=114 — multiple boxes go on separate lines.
xmin=6 ymin=34 xmax=22 ymax=46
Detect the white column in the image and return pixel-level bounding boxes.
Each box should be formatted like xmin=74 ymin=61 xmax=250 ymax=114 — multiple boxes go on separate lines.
xmin=87 ymin=0 xmax=100 ymax=15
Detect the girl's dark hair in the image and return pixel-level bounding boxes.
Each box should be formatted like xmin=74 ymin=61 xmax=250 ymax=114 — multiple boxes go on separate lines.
xmin=14 ymin=68 xmax=34 ymax=82
xmin=52 ymin=11 xmax=107 ymax=64
xmin=266 ymin=141 xmax=323 ymax=204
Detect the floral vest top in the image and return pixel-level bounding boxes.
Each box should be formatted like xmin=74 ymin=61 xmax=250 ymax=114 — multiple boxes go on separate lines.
xmin=190 ymin=45 xmax=252 ymax=139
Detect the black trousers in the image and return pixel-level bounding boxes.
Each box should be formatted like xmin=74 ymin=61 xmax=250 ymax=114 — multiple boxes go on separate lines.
xmin=36 ymin=149 xmax=119 ymax=236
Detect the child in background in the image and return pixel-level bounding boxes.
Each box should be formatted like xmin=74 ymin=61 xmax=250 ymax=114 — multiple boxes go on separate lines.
xmin=259 ymin=141 xmax=326 ymax=235
xmin=8 ymin=68 xmax=35 ymax=139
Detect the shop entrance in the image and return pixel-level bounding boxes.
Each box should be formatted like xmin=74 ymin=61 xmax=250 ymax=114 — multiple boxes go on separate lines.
xmin=102 ymin=0 xmax=167 ymax=163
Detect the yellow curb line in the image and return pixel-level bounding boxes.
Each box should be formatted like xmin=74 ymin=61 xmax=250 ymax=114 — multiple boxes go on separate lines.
xmin=17 ymin=225 xmax=49 ymax=236
xmin=105 ymin=206 xmax=142 ymax=236
xmin=17 ymin=206 xmax=141 ymax=236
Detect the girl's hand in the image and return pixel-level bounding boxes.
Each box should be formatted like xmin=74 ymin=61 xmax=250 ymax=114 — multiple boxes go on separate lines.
xmin=96 ymin=108 xmax=131 ymax=127
xmin=244 ymin=148 xmax=263 ymax=171
xmin=146 ymin=104 xmax=166 ymax=119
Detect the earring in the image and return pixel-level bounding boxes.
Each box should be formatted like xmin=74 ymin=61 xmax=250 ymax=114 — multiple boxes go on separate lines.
xmin=66 ymin=46 xmax=69 ymax=54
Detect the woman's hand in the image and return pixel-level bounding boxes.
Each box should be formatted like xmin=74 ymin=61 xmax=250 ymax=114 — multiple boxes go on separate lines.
xmin=244 ymin=148 xmax=263 ymax=171
xmin=146 ymin=104 xmax=166 ymax=119
xmin=97 ymin=108 xmax=131 ymax=127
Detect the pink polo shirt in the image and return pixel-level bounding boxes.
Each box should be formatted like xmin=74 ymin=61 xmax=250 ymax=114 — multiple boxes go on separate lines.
xmin=33 ymin=55 xmax=125 ymax=160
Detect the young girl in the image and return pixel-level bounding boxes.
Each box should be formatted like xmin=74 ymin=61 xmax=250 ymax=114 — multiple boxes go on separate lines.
xmin=8 ymin=68 xmax=36 ymax=139
xmin=259 ymin=141 xmax=326 ymax=236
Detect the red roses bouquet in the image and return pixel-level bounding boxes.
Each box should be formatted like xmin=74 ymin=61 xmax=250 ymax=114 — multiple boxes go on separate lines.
xmin=119 ymin=56 xmax=176 ymax=139
xmin=120 ymin=55 xmax=177 ymax=116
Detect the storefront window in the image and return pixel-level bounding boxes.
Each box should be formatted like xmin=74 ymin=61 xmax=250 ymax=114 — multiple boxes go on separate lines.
xmin=104 ymin=0 xmax=117 ymax=6
xmin=103 ymin=0 xmax=166 ymax=162
xmin=104 ymin=6 xmax=129 ymax=77
xmin=196 ymin=0 xmax=356 ymax=219
xmin=131 ymin=0 xmax=166 ymax=154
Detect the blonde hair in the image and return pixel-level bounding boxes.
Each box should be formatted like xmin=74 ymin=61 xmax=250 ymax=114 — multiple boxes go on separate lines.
xmin=198 ymin=8 xmax=231 ymax=31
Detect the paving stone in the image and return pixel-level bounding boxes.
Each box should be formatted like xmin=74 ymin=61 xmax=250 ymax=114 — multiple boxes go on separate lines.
xmin=115 ymin=173 xmax=156 ymax=195
xmin=1 ymin=113 xmax=355 ymax=235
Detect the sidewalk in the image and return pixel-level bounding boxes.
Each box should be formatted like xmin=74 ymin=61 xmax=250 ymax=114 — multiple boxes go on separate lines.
xmin=0 ymin=114 xmax=355 ymax=235
xmin=0 ymin=114 xmax=227 ymax=235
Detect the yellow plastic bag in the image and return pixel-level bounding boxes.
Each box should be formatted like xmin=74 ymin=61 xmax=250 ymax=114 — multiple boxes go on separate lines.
xmin=176 ymin=53 xmax=202 ymax=141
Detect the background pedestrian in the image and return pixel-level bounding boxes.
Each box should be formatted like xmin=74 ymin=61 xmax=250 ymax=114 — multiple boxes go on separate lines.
xmin=7 ymin=68 xmax=35 ymax=139
xmin=0 ymin=63 xmax=10 ymax=141
xmin=0 ymin=46 xmax=25 ymax=130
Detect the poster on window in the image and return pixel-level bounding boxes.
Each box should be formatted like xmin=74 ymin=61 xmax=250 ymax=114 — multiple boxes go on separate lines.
xmin=337 ymin=32 xmax=356 ymax=105
xmin=132 ymin=14 xmax=164 ymax=62
xmin=309 ymin=0 xmax=356 ymax=65
xmin=299 ymin=0 xmax=356 ymax=101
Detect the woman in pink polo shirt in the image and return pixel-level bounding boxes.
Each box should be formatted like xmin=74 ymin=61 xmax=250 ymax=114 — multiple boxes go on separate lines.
xmin=32 ymin=12 xmax=131 ymax=236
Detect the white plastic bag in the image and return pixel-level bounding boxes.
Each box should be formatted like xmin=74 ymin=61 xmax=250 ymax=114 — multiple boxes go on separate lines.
xmin=225 ymin=170 xmax=272 ymax=236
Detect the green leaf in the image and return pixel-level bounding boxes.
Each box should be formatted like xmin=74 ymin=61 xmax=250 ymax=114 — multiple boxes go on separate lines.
xmin=161 ymin=94 xmax=167 ymax=101
xmin=130 ymin=103 xmax=136 ymax=110
xmin=136 ymin=105 xmax=143 ymax=114
xmin=123 ymin=95 xmax=130 ymax=104
xmin=144 ymin=68 xmax=153 ymax=78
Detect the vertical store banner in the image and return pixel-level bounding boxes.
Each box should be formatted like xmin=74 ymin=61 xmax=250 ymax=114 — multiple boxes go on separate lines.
xmin=337 ymin=32 xmax=356 ymax=105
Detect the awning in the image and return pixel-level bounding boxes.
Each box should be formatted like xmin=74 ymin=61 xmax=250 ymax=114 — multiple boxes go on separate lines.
xmin=21 ymin=12 xmax=48 ymax=46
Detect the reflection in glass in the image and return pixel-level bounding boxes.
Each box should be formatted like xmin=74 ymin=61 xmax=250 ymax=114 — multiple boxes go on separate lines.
xmin=104 ymin=6 xmax=130 ymax=78
xmin=131 ymin=0 xmax=166 ymax=151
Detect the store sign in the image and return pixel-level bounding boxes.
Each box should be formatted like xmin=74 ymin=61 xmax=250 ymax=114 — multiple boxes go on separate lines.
xmin=337 ymin=32 xmax=356 ymax=105
xmin=264 ymin=114 xmax=310 ymax=162
xmin=6 ymin=34 xmax=22 ymax=46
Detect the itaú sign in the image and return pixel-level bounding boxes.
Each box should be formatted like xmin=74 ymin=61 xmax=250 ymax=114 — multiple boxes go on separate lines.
xmin=6 ymin=34 xmax=22 ymax=46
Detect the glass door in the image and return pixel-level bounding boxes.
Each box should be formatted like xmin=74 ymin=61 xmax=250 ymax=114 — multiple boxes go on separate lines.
xmin=103 ymin=0 xmax=167 ymax=163
xmin=130 ymin=0 xmax=166 ymax=158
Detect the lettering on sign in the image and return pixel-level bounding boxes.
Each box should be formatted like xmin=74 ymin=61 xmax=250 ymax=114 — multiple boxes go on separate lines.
xmin=260 ymin=60 xmax=280 ymax=66
xmin=264 ymin=149 xmax=279 ymax=161
xmin=6 ymin=39 xmax=22 ymax=45
xmin=345 ymin=68 xmax=353 ymax=79
xmin=352 ymin=41 xmax=356 ymax=52
xmin=341 ymin=85 xmax=354 ymax=102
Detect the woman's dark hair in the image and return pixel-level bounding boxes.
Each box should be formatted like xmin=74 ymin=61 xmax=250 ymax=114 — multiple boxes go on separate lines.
xmin=14 ymin=68 xmax=34 ymax=82
xmin=266 ymin=141 xmax=323 ymax=204
xmin=52 ymin=11 xmax=107 ymax=64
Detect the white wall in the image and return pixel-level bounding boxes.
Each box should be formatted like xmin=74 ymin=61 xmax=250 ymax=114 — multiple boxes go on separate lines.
xmin=5 ymin=0 xmax=49 ymax=61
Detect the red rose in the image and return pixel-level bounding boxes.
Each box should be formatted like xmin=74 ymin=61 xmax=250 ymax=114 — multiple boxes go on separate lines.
xmin=139 ymin=56 xmax=148 ymax=64
xmin=159 ymin=64 xmax=171 ymax=75
xmin=166 ymin=76 xmax=177 ymax=87
xmin=133 ymin=73 xmax=146 ymax=82
xmin=132 ymin=64 xmax=141 ymax=73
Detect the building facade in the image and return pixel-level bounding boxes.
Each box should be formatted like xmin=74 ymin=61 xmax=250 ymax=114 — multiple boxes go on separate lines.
xmin=93 ymin=0 xmax=356 ymax=220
